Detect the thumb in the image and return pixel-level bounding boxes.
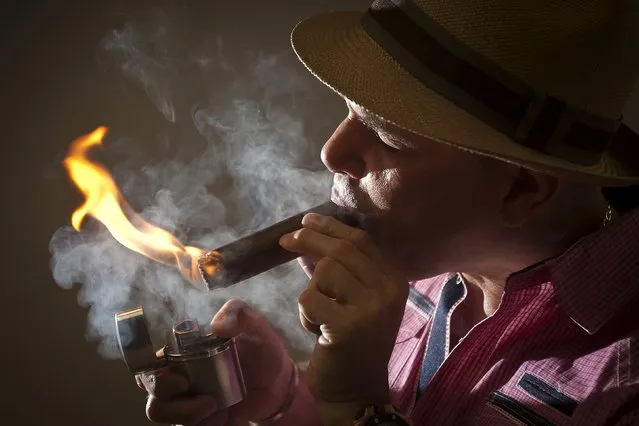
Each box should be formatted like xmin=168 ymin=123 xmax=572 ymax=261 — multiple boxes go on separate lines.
xmin=211 ymin=299 xmax=272 ymax=339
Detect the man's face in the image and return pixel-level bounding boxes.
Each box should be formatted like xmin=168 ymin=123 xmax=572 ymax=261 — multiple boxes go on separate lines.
xmin=323 ymin=101 xmax=514 ymax=280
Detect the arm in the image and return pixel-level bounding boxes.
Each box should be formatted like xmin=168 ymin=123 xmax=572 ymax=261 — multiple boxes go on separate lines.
xmin=272 ymin=363 xmax=410 ymax=426
xmin=272 ymin=368 xmax=322 ymax=426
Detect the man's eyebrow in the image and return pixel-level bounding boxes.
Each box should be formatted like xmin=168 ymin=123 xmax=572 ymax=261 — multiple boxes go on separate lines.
xmin=360 ymin=115 xmax=386 ymax=132
xmin=348 ymin=101 xmax=421 ymax=148
xmin=351 ymin=105 xmax=389 ymax=132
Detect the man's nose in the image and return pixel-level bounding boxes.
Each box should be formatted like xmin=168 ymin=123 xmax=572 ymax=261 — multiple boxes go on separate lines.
xmin=321 ymin=118 xmax=374 ymax=180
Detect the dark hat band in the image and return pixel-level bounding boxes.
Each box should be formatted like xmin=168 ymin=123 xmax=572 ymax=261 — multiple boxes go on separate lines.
xmin=362 ymin=0 xmax=638 ymax=167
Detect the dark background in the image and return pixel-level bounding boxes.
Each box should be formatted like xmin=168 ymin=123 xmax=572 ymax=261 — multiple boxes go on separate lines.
xmin=1 ymin=1 xmax=367 ymax=425
xmin=2 ymin=1 xmax=638 ymax=425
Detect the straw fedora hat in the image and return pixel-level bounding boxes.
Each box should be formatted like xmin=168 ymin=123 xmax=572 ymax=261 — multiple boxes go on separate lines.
xmin=291 ymin=0 xmax=639 ymax=186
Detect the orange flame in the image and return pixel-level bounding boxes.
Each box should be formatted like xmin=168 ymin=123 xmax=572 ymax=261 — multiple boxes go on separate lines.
xmin=64 ymin=127 xmax=204 ymax=285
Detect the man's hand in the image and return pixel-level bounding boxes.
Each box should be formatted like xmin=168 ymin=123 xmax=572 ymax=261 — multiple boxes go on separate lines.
xmin=136 ymin=299 xmax=295 ymax=425
xmin=280 ymin=213 xmax=409 ymax=413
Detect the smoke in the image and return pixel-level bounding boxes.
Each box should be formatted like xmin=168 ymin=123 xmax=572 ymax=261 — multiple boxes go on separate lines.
xmin=49 ymin=7 xmax=335 ymax=360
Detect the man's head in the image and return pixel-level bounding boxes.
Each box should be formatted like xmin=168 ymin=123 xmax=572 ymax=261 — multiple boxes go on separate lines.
xmin=290 ymin=0 xmax=639 ymax=279
xmin=326 ymin=101 xmax=607 ymax=280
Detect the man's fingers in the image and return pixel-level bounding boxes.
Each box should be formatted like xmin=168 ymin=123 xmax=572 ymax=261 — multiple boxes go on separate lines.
xmin=193 ymin=409 xmax=233 ymax=426
xmin=136 ymin=375 xmax=145 ymax=391
xmin=146 ymin=394 xmax=219 ymax=425
xmin=138 ymin=370 xmax=189 ymax=400
xmin=303 ymin=213 xmax=390 ymax=273
xmin=299 ymin=308 xmax=322 ymax=336
xmin=298 ymin=282 xmax=342 ymax=330
xmin=312 ymin=257 xmax=363 ymax=303
xmin=280 ymin=226 xmax=381 ymax=288
xmin=211 ymin=299 xmax=274 ymax=339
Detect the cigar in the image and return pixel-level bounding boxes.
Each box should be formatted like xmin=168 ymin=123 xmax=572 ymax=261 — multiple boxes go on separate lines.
xmin=197 ymin=201 xmax=358 ymax=290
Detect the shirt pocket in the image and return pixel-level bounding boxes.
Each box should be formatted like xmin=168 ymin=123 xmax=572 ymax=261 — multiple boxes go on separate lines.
xmin=480 ymin=391 xmax=556 ymax=426
xmin=473 ymin=371 xmax=580 ymax=426
xmin=475 ymin=400 xmax=539 ymax=426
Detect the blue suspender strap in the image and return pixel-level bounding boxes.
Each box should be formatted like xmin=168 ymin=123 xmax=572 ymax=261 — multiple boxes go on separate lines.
xmin=417 ymin=274 xmax=466 ymax=397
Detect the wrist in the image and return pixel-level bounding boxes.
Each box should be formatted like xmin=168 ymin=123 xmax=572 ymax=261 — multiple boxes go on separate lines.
xmin=353 ymin=404 xmax=413 ymax=426
xmin=249 ymin=359 xmax=300 ymax=426
xmin=257 ymin=364 xmax=322 ymax=426
xmin=318 ymin=394 xmax=391 ymax=426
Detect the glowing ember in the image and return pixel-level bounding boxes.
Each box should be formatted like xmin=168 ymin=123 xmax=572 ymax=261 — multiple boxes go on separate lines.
xmin=198 ymin=250 xmax=221 ymax=278
xmin=64 ymin=126 xmax=204 ymax=284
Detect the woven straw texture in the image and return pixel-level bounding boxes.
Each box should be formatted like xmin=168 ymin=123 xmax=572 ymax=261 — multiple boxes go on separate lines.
xmin=291 ymin=0 xmax=639 ymax=185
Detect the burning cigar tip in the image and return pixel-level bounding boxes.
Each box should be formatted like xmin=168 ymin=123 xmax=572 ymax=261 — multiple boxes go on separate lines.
xmin=197 ymin=250 xmax=222 ymax=288
xmin=198 ymin=251 xmax=222 ymax=274
xmin=198 ymin=250 xmax=221 ymax=265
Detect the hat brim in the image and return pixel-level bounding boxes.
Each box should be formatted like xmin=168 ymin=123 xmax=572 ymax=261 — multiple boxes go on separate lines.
xmin=291 ymin=11 xmax=639 ymax=186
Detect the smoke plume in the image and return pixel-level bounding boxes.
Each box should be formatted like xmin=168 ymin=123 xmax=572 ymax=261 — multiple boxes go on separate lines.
xmin=49 ymin=8 xmax=334 ymax=360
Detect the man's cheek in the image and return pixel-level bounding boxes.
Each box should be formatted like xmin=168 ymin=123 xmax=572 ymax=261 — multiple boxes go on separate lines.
xmin=365 ymin=170 xmax=402 ymax=210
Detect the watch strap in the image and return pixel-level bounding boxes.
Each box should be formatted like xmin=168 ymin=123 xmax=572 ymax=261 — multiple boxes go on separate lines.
xmin=353 ymin=404 xmax=413 ymax=426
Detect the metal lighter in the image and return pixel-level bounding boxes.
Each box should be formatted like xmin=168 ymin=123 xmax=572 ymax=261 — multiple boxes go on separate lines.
xmin=115 ymin=307 xmax=246 ymax=409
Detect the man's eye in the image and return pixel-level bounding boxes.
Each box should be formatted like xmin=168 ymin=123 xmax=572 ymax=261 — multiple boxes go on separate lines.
xmin=379 ymin=134 xmax=403 ymax=152
xmin=358 ymin=118 xmax=378 ymax=135
xmin=353 ymin=116 xmax=407 ymax=152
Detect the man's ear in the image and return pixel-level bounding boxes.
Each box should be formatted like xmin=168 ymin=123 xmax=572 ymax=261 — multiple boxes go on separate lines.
xmin=501 ymin=168 xmax=560 ymax=227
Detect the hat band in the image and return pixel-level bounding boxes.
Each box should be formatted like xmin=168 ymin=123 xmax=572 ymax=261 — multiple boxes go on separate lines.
xmin=362 ymin=0 xmax=638 ymax=167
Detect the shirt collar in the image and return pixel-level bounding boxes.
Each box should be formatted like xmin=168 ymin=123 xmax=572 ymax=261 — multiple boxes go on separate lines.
xmin=515 ymin=207 xmax=639 ymax=335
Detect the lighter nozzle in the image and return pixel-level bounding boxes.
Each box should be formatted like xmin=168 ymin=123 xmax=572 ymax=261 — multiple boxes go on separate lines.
xmin=172 ymin=319 xmax=202 ymax=350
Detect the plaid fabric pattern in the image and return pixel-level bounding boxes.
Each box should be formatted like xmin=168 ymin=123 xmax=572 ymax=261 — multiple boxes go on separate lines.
xmin=387 ymin=208 xmax=639 ymax=425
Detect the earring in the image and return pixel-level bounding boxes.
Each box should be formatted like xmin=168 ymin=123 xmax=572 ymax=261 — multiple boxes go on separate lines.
xmin=603 ymin=205 xmax=613 ymax=227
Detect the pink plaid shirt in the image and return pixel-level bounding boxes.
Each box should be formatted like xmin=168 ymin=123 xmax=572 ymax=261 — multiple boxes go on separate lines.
xmin=388 ymin=208 xmax=639 ymax=425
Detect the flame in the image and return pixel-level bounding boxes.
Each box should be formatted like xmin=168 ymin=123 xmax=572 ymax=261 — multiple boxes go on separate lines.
xmin=64 ymin=126 xmax=205 ymax=284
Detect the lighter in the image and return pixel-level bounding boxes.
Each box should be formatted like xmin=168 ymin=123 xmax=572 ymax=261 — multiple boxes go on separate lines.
xmin=115 ymin=307 xmax=246 ymax=409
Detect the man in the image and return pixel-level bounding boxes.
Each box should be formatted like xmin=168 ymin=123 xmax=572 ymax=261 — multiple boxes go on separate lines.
xmin=137 ymin=0 xmax=639 ymax=425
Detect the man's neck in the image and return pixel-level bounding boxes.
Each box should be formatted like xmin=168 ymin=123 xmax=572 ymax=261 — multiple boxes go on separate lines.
xmin=456 ymin=243 xmax=568 ymax=328
xmin=448 ymin=273 xmax=506 ymax=349
xmin=459 ymin=273 xmax=506 ymax=318
xmin=451 ymin=217 xmax=606 ymax=341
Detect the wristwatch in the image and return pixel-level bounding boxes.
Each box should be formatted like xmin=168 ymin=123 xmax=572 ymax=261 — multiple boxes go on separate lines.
xmin=353 ymin=404 xmax=413 ymax=426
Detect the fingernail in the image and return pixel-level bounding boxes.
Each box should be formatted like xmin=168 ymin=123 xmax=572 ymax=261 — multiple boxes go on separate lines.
xmin=213 ymin=299 xmax=252 ymax=332
xmin=279 ymin=233 xmax=292 ymax=246
xmin=242 ymin=303 xmax=260 ymax=320
xmin=214 ymin=309 xmax=239 ymax=330
xmin=303 ymin=213 xmax=325 ymax=227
